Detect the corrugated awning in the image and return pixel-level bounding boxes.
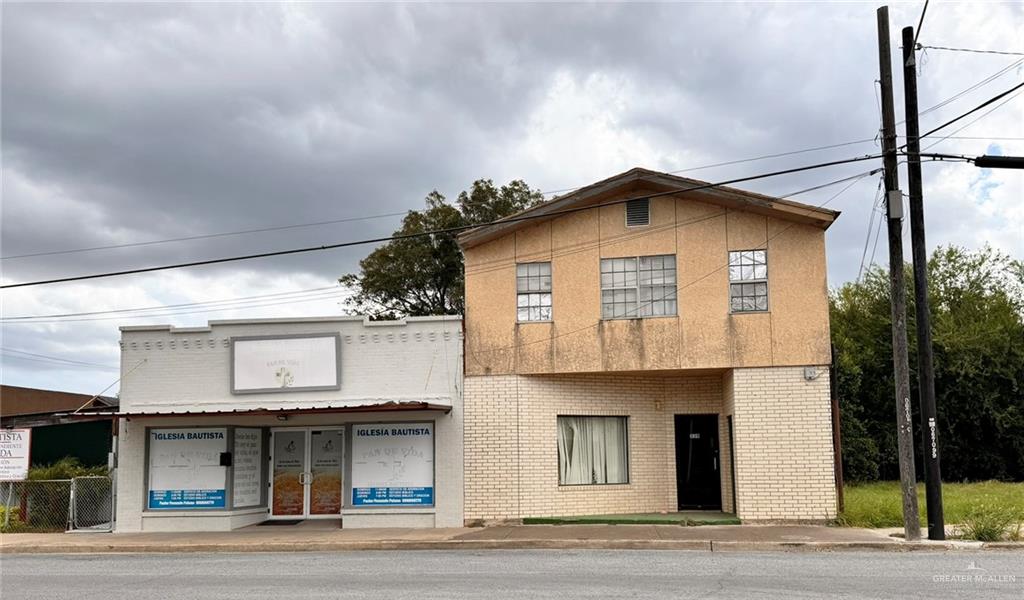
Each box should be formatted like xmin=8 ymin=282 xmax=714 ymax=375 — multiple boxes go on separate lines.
xmin=56 ymin=398 xmax=452 ymax=420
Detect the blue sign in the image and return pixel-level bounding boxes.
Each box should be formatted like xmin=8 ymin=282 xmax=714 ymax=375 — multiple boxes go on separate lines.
xmin=352 ymin=486 xmax=433 ymax=506
xmin=148 ymin=427 xmax=228 ymax=511
xmin=148 ymin=489 xmax=226 ymax=509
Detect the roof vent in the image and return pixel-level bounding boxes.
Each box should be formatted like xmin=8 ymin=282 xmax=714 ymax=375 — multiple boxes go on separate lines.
xmin=626 ymin=198 xmax=650 ymax=227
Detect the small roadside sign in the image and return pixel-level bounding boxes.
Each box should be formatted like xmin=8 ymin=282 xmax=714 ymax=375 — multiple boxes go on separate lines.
xmin=0 ymin=429 xmax=31 ymax=481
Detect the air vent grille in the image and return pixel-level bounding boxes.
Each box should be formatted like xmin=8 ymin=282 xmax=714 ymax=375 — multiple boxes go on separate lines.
xmin=626 ymin=199 xmax=650 ymax=227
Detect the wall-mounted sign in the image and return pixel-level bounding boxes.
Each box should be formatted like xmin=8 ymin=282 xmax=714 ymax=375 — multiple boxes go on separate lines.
xmin=0 ymin=429 xmax=31 ymax=481
xmin=232 ymin=334 xmax=340 ymax=394
xmin=351 ymin=423 xmax=434 ymax=506
xmin=148 ymin=428 xmax=227 ymax=509
xmin=232 ymin=428 xmax=263 ymax=508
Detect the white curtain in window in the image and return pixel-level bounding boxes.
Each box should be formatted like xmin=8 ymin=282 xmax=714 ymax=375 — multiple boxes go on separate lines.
xmin=558 ymin=416 xmax=628 ymax=484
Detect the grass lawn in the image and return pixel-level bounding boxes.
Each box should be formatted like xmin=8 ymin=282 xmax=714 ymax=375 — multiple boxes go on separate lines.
xmin=839 ymin=480 xmax=1024 ymax=528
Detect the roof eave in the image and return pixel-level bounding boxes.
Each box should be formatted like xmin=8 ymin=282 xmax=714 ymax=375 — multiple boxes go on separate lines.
xmin=457 ymin=168 xmax=840 ymax=249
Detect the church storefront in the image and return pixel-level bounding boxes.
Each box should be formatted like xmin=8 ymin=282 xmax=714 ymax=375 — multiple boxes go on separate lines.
xmin=110 ymin=316 xmax=463 ymax=532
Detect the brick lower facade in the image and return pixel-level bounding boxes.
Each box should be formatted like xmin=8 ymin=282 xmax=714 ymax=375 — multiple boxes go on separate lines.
xmin=464 ymin=366 xmax=836 ymax=522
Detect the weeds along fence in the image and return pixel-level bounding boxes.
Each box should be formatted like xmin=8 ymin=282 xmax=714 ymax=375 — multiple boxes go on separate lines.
xmin=1 ymin=476 xmax=113 ymax=533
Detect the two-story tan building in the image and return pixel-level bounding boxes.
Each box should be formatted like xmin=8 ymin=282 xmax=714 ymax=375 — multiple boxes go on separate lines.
xmin=458 ymin=167 xmax=840 ymax=522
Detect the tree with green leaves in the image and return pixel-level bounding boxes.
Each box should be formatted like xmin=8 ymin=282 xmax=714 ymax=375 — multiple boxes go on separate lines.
xmin=340 ymin=179 xmax=544 ymax=319
xmin=831 ymin=245 xmax=1024 ymax=482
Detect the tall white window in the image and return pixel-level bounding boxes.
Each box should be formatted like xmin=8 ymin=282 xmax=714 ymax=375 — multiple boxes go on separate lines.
xmin=516 ymin=262 xmax=552 ymax=321
xmin=600 ymin=255 xmax=677 ymax=318
xmin=557 ymin=416 xmax=629 ymax=485
xmin=728 ymin=250 xmax=768 ymax=312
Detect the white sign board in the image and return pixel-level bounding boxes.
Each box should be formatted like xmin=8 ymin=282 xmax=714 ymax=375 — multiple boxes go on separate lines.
xmin=0 ymin=429 xmax=31 ymax=481
xmin=232 ymin=335 xmax=340 ymax=393
xmin=351 ymin=423 xmax=433 ymax=506
xmin=232 ymin=428 xmax=263 ymax=508
xmin=148 ymin=428 xmax=227 ymax=509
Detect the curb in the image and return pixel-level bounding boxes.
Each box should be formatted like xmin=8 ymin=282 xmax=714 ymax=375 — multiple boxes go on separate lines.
xmin=2 ymin=538 xmax=1020 ymax=555
xmin=0 ymin=539 xmax=711 ymax=554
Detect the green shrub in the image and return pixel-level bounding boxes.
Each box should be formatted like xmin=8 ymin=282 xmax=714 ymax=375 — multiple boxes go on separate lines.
xmin=959 ymin=505 xmax=1018 ymax=542
xmin=28 ymin=457 xmax=107 ymax=480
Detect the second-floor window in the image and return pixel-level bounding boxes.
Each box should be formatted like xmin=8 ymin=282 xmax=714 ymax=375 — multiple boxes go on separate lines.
xmin=728 ymin=250 xmax=768 ymax=312
xmin=516 ymin=262 xmax=552 ymax=321
xmin=600 ymin=254 xmax=677 ymax=319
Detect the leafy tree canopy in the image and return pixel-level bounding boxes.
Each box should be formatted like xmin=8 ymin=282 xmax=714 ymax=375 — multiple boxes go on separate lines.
xmin=340 ymin=179 xmax=544 ymax=319
xmin=832 ymin=245 xmax=1024 ymax=482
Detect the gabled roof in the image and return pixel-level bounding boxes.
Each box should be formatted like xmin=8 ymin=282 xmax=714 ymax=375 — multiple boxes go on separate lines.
xmin=457 ymin=167 xmax=840 ymax=249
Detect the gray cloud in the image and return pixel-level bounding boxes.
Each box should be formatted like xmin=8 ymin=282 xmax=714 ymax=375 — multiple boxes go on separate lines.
xmin=2 ymin=2 xmax=1021 ymax=392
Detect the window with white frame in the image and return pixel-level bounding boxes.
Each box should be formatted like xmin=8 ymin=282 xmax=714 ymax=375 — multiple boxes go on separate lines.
xmin=516 ymin=262 xmax=552 ymax=321
xmin=557 ymin=416 xmax=629 ymax=485
xmin=600 ymin=255 xmax=677 ymax=319
xmin=728 ymin=250 xmax=768 ymax=312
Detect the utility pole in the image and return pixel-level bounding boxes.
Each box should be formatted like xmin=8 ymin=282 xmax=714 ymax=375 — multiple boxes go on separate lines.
xmin=876 ymin=6 xmax=921 ymax=542
xmin=902 ymin=25 xmax=945 ymax=541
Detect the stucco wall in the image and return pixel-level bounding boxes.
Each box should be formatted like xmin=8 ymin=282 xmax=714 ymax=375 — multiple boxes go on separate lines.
xmin=463 ymin=372 xmax=732 ymax=520
xmin=463 ymin=192 xmax=832 ymax=376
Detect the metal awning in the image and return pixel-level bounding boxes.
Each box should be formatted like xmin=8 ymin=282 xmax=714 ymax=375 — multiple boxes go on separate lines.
xmin=55 ymin=398 xmax=452 ymax=421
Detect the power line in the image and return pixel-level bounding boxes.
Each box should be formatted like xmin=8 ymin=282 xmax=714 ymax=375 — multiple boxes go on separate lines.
xmin=917 ymin=58 xmax=1024 ymax=118
xmin=470 ymin=169 xmax=874 ymax=358
xmin=1 ymin=348 xmax=118 ymax=370
xmin=913 ymin=0 xmax=930 ymax=49
xmin=857 ymin=176 xmax=885 ymax=282
xmin=539 ymin=138 xmax=877 ymax=197
xmin=6 ymin=171 xmax=877 ymax=321
xmin=0 ymin=290 xmax=350 ymax=325
xmin=465 ymin=169 xmax=881 ymax=278
xmin=912 ymin=82 xmax=1024 ymax=146
xmin=918 ymin=44 xmax=1024 ymax=57
xmin=0 ymin=211 xmax=410 ymax=261
xmin=918 ymin=135 xmax=1024 ymax=141
xmin=923 ymin=88 xmax=1024 ymax=151
xmin=1 ymin=353 xmax=117 ymax=370
xmin=867 ymin=206 xmax=885 ymax=272
xmin=780 ymin=169 xmax=880 ymax=198
xmin=2 ymin=285 xmax=344 ymax=321
xmin=0 ymin=153 xmax=884 ymax=290
xmin=3 ymin=138 xmax=882 ymax=262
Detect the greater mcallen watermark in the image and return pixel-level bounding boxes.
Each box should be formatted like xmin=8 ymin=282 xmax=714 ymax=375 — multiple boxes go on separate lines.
xmin=932 ymin=561 xmax=1018 ymax=585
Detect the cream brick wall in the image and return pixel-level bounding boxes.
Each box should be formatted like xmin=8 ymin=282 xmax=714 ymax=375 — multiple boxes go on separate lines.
xmin=729 ymin=366 xmax=837 ymax=521
xmin=464 ymin=372 xmax=732 ymax=520
xmin=464 ymin=366 xmax=836 ymax=522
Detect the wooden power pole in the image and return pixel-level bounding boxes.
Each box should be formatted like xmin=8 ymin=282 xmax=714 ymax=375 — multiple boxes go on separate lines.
xmin=876 ymin=6 xmax=921 ymax=542
xmin=902 ymin=25 xmax=945 ymax=541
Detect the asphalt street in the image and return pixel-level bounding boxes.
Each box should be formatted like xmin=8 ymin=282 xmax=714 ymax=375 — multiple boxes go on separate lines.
xmin=2 ymin=550 xmax=1021 ymax=599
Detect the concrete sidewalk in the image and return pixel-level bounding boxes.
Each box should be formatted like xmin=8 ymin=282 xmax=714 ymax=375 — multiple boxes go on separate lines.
xmin=3 ymin=522 xmax=1019 ymax=554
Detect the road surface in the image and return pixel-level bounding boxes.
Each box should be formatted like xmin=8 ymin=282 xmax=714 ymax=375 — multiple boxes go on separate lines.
xmin=2 ymin=550 xmax=1021 ymax=599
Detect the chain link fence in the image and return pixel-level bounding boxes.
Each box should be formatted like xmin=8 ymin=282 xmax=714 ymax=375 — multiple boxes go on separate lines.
xmin=70 ymin=476 xmax=114 ymax=531
xmin=1 ymin=477 xmax=113 ymax=533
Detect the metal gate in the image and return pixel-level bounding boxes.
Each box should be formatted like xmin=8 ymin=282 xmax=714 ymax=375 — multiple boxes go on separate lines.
xmin=0 ymin=476 xmax=113 ymax=533
xmin=69 ymin=476 xmax=114 ymax=532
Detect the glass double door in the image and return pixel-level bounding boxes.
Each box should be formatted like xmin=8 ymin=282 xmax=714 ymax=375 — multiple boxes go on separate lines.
xmin=270 ymin=428 xmax=344 ymax=519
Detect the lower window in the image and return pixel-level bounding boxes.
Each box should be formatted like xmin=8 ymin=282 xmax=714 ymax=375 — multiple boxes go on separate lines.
xmin=557 ymin=416 xmax=629 ymax=485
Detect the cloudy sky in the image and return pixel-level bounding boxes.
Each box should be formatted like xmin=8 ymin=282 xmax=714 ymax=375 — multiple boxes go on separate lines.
xmin=2 ymin=2 xmax=1021 ymax=394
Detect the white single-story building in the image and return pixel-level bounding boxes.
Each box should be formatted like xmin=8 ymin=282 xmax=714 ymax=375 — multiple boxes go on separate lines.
xmin=110 ymin=315 xmax=463 ymax=532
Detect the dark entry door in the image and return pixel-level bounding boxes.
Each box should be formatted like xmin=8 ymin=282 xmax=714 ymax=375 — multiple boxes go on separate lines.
xmin=675 ymin=415 xmax=722 ymax=510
